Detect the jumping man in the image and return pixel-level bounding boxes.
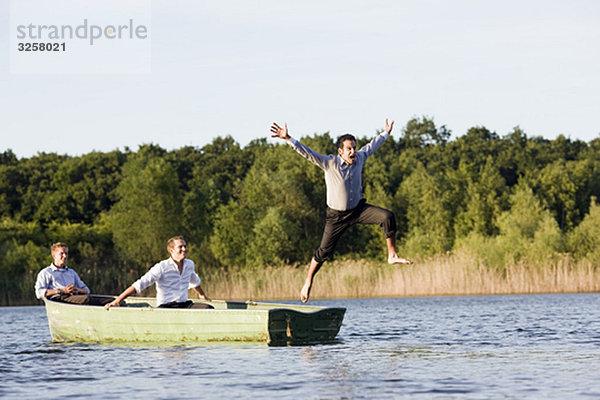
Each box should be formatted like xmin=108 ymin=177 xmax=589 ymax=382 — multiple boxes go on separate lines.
xmin=270 ymin=119 xmax=413 ymax=302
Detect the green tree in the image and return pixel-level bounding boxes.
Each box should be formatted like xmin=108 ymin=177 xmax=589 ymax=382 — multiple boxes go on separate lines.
xmin=567 ymin=197 xmax=600 ymax=262
xmin=535 ymin=160 xmax=578 ymax=230
xmin=246 ymin=207 xmax=300 ymax=266
xmin=193 ymin=136 xmax=254 ymax=204
xmin=401 ymin=116 xmax=451 ymax=148
xmin=0 ymin=150 xmax=21 ymax=218
xmin=397 ymin=163 xmax=453 ymax=256
xmin=0 ymin=239 xmax=48 ymax=304
xmin=183 ymin=176 xmax=221 ymax=266
xmin=34 ymin=151 xmax=125 ymax=224
xmin=18 ymin=153 xmax=68 ymax=221
xmin=238 ymin=143 xmax=323 ymax=264
xmin=455 ymin=156 xmax=507 ymax=238
xmin=460 ymin=183 xmax=563 ymax=269
xmin=209 ymin=200 xmax=253 ymax=267
xmin=110 ymin=153 xmax=184 ymax=267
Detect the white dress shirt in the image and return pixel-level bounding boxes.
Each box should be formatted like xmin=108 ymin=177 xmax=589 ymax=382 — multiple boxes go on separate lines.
xmin=132 ymin=257 xmax=201 ymax=306
xmin=34 ymin=264 xmax=90 ymax=299
xmin=287 ymin=131 xmax=390 ymax=211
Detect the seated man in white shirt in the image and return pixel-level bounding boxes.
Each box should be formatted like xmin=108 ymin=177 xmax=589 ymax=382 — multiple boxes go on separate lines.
xmin=105 ymin=236 xmax=212 ymax=310
xmin=35 ymin=242 xmax=112 ymax=306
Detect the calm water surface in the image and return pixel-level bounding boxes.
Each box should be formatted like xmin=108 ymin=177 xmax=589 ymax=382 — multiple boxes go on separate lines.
xmin=1 ymin=294 xmax=599 ymax=399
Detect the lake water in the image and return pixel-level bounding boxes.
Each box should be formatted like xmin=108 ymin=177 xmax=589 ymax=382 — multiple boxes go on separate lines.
xmin=1 ymin=293 xmax=599 ymax=399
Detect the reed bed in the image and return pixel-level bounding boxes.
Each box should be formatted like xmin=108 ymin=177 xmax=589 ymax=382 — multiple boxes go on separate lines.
xmin=198 ymin=250 xmax=600 ymax=301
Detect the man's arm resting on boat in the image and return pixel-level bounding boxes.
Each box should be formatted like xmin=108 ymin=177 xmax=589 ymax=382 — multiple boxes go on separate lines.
xmin=192 ymin=285 xmax=211 ymax=302
xmin=104 ymin=286 xmax=137 ymax=310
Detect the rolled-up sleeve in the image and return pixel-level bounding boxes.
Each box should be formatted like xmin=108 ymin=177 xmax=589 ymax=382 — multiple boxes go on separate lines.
xmin=132 ymin=263 xmax=162 ymax=294
xmin=34 ymin=270 xmax=49 ymax=299
xmin=188 ymin=273 xmax=201 ymax=289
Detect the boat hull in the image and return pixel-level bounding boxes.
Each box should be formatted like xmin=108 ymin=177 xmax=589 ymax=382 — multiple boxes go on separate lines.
xmin=43 ymin=297 xmax=345 ymax=345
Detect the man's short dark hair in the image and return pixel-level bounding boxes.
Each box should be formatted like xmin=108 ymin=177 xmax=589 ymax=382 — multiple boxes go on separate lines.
xmin=337 ymin=134 xmax=356 ymax=150
xmin=167 ymin=236 xmax=186 ymax=250
xmin=51 ymin=242 xmax=68 ymax=254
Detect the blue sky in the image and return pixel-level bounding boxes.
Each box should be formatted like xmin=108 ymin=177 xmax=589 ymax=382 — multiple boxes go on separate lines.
xmin=1 ymin=0 xmax=599 ymax=158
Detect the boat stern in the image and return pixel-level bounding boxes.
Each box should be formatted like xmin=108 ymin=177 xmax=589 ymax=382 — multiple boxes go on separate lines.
xmin=267 ymin=307 xmax=346 ymax=346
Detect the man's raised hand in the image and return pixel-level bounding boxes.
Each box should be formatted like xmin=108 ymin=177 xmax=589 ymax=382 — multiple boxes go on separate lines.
xmin=385 ymin=118 xmax=394 ymax=134
xmin=270 ymin=122 xmax=290 ymax=140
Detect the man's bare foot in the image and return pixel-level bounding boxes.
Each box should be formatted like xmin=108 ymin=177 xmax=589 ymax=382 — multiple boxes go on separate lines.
xmin=388 ymin=255 xmax=414 ymax=265
xmin=300 ymin=280 xmax=312 ymax=303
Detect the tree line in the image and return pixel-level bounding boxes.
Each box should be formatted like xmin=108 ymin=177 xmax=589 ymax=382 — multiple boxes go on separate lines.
xmin=2 ymin=117 xmax=600 ymax=304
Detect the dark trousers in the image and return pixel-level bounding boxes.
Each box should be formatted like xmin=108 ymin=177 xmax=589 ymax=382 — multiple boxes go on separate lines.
xmin=159 ymin=300 xmax=214 ymax=309
xmin=313 ymin=200 xmax=397 ymax=263
xmin=53 ymin=294 xmax=113 ymax=306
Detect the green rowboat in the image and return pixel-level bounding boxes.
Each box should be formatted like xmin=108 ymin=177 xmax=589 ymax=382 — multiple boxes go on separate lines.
xmin=42 ymin=296 xmax=346 ymax=346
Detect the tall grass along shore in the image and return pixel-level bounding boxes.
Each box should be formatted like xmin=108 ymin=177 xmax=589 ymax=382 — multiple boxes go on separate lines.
xmin=13 ymin=250 xmax=600 ymax=306
xmin=196 ymin=250 xmax=600 ymax=301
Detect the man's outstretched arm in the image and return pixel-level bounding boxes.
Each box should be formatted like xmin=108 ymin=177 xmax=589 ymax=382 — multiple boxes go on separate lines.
xmin=270 ymin=122 xmax=330 ymax=169
xmin=358 ymin=118 xmax=395 ymax=158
